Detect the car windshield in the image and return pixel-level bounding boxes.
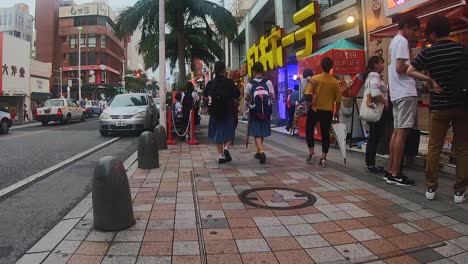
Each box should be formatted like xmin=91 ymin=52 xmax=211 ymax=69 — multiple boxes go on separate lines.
xmin=44 ymin=100 xmax=64 ymax=107
xmin=109 ymin=95 xmax=148 ymax=107
xmin=79 ymin=101 xmax=91 ymax=107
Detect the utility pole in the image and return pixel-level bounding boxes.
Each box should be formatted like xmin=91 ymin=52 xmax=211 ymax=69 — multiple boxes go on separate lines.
xmin=159 ymin=0 xmax=167 ymax=130
xmin=59 ymin=67 xmax=63 ymax=96
xmin=77 ymin=26 xmax=83 ymax=101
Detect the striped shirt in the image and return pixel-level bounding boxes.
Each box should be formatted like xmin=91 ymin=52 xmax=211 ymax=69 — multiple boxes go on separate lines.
xmin=411 ymin=40 xmax=465 ymax=110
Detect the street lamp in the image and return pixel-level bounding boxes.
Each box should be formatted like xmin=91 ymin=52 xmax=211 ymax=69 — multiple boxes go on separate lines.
xmin=77 ymin=26 xmax=83 ymax=101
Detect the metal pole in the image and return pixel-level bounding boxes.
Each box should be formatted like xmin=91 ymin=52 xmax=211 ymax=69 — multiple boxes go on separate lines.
xmin=122 ymin=59 xmax=125 ymax=92
xmin=59 ymin=67 xmax=63 ymax=97
xmin=159 ymin=0 xmax=167 ymax=130
xmin=77 ymin=26 xmax=83 ymax=101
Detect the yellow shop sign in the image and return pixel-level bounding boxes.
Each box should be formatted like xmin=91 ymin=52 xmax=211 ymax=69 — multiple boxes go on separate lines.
xmin=247 ymin=2 xmax=320 ymax=77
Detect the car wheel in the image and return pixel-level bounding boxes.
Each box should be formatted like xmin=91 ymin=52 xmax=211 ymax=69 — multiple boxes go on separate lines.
xmin=0 ymin=120 xmax=9 ymax=135
xmin=100 ymin=130 xmax=109 ymax=136
xmin=42 ymin=121 xmax=48 ymax=126
xmin=81 ymin=113 xmax=86 ymax=121
xmin=65 ymin=114 xmax=71 ymax=125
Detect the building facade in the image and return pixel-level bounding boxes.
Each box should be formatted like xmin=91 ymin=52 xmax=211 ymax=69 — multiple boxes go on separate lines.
xmin=35 ymin=0 xmax=125 ymax=100
xmin=0 ymin=4 xmax=34 ymax=53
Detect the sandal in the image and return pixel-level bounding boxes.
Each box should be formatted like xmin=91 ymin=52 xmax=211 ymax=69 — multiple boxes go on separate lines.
xmin=319 ymin=158 xmax=327 ymax=168
xmin=306 ymin=154 xmax=314 ymax=164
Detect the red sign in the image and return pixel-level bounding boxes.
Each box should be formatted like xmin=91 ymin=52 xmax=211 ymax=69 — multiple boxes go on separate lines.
xmin=298 ymin=49 xmax=365 ymax=76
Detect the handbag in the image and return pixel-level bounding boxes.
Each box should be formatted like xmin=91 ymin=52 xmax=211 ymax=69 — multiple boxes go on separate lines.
xmin=359 ymin=74 xmax=384 ymax=123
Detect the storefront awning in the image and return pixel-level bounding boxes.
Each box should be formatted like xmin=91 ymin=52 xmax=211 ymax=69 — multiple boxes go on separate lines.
xmin=369 ymin=1 xmax=468 ymax=41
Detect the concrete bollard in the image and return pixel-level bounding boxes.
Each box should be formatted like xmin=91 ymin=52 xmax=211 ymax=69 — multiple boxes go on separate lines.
xmin=153 ymin=125 xmax=168 ymax=150
xmin=138 ymin=131 xmax=159 ymax=169
xmin=93 ymin=156 xmax=135 ymax=231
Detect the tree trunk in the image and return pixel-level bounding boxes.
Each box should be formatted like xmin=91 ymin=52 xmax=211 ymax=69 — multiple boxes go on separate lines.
xmin=176 ymin=15 xmax=186 ymax=84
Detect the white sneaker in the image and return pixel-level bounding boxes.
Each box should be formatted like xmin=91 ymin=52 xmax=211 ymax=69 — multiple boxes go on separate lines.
xmin=454 ymin=192 xmax=466 ymax=203
xmin=425 ymin=189 xmax=435 ymax=200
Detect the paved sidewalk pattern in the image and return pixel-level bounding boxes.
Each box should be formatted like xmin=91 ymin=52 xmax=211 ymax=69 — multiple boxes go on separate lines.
xmin=17 ymin=142 xmax=468 ymax=264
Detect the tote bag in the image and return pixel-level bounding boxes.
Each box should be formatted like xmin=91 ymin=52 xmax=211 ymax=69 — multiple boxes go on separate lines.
xmin=359 ymin=74 xmax=384 ymax=123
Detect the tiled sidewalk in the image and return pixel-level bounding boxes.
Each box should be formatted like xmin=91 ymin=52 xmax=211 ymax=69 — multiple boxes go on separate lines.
xmin=18 ymin=141 xmax=468 ymax=264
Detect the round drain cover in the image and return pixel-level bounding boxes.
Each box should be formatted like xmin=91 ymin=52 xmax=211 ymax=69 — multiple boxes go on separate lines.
xmin=238 ymin=187 xmax=316 ymax=210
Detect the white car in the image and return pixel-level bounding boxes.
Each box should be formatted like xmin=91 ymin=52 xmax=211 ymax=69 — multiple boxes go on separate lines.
xmin=0 ymin=108 xmax=13 ymax=134
xmin=35 ymin=99 xmax=86 ymax=126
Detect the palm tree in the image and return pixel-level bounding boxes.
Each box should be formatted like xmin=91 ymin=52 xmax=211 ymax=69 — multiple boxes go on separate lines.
xmin=115 ymin=0 xmax=237 ymax=83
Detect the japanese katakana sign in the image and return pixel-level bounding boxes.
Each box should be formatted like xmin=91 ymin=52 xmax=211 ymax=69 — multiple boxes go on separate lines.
xmin=247 ymin=3 xmax=320 ymax=77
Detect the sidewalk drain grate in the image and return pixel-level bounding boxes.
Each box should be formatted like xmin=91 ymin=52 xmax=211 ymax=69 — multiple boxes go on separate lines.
xmin=238 ymin=187 xmax=317 ymax=210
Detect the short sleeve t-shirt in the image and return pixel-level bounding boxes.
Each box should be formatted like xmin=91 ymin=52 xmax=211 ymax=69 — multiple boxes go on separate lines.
xmin=245 ymin=77 xmax=275 ymax=96
xmin=311 ymin=73 xmax=342 ymax=112
xmin=303 ymin=78 xmax=314 ymax=96
xmin=388 ymin=34 xmax=417 ymax=102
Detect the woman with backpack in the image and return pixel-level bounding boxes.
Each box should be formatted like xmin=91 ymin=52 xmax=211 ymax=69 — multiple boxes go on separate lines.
xmin=207 ymin=61 xmax=240 ymax=164
xmin=245 ymin=62 xmax=276 ymax=164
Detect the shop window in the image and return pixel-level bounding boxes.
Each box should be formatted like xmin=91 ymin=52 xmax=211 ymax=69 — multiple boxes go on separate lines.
xmin=88 ymin=34 xmax=96 ymax=48
xmin=80 ymin=34 xmax=86 ymax=47
xmin=14 ymin=31 xmax=20 ymax=38
xmin=69 ymin=35 xmax=77 ymax=48
xmin=97 ymin=16 xmax=106 ymax=26
xmin=81 ymin=52 xmax=86 ymax=65
xmin=69 ymin=52 xmax=78 ymax=66
xmin=100 ymin=53 xmax=107 ymax=64
xmin=9 ymin=14 xmax=12 ymax=25
xmin=100 ymin=36 xmax=107 ymax=48
xmin=88 ymin=52 xmax=96 ymax=65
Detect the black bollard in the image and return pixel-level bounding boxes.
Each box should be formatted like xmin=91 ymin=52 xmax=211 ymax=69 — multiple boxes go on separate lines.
xmin=93 ymin=156 xmax=135 ymax=231
xmin=153 ymin=124 xmax=168 ymax=150
xmin=138 ymin=131 xmax=159 ymax=169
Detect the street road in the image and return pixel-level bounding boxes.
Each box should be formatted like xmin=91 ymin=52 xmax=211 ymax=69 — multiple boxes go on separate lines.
xmin=0 ymin=119 xmax=138 ymax=263
xmin=0 ymin=118 xmax=112 ymax=190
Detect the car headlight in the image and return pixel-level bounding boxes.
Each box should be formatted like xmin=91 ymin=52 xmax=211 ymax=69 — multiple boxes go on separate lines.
xmin=100 ymin=112 xmax=111 ymax=120
xmin=133 ymin=111 xmax=147 ymax=119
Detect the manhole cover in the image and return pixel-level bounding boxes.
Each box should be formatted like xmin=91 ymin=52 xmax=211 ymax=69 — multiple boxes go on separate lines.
xmin=238 ymin=187 xmax=317 ymax=210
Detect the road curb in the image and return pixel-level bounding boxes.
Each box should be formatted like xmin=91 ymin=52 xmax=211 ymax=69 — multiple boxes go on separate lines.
xmin=10 ymin=122 xmax=42 ymax=130
xmin=15 ymin=150 xmax=138 ymax=264
xmin=0 ymin=137 xmax=120 ymax=200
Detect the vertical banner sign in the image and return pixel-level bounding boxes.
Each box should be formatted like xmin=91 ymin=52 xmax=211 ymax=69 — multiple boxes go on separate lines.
xmin=0 ymin=33 xmax=3 ymax=95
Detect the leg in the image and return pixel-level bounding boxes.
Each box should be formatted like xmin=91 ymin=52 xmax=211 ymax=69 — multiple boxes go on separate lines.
xmin=391 ymin=128 xmax=409 ymax=176
xmin=451 ymin=108 xmax=468 ymax=194
xmin=366 ymin=122 xmax=379 ymax=166
xmin=319 ymin=111 xmax=333 ymax=159
xmin=387 ymin=129 xmax=397 ymax=171
xmin=287 ymin=107 xmax=294 ymax=129
xmin=216 ymin=144 xmax=224 ymax=156
xmin=255 ymin=137 xmax=264 ymax=152
xmin=306 ymin=111 xmax=319 ymax=155
xmin=425 ymin=110 xmax=450 ymax=191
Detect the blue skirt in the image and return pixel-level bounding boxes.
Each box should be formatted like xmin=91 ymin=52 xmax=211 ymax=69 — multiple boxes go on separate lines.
xmin=209 ymin=116 xmax=235 ymax=144
xmin=248 ymin=119 xmax=271 ymax=137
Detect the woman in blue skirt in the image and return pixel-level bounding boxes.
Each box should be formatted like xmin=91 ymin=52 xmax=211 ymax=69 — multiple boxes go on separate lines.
xmin=245 ymin=62 xmax=276 ymax=164
xmin=206 ymin=61 xmax=241 ymax=164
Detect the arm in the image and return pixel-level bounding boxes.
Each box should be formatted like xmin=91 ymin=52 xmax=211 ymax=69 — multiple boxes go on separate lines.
xmin=245 ymin=83 xmax=252 ymax=103
xmin=266 ymin=81 xmax=276 ymax=100
xmin=396 ymin=59 xmax=410 ymax=74
xmin=407 ymin=52 xmax=443 ymax=94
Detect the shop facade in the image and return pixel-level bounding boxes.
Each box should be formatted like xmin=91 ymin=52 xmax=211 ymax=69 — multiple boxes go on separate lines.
xmin=0 ymin=32 xmax=30 ymax=122
xmin=30 ymin=60 xmax=52 ymax=114
xmin=365 ymin=0 xmax=468 ymax=162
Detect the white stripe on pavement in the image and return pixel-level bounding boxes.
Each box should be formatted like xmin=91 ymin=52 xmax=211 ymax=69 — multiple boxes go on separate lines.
xmin=0 ymin=137 xmax=120 ymax=199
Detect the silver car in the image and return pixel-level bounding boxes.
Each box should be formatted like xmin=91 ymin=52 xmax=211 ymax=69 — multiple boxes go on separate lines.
xmin=99 ymin=93 xmax=159 ymax=136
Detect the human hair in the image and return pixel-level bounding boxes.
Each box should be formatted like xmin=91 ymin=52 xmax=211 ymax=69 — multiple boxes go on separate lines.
xmin=175 ymin=92 xmax=182 ymax=101
xmin=321 ymin=57 xmax=333 ymax=73
xmin=364 ymin=56 xmax=384 ymax=79
xmin=186 ymin=81 xmax=194 ymax=93
xmin=251 ymin=62 xmax=264 ymax=75
xmin=398 ymin=13 xmax=420 ymax=30
xmin=214 ymin=61 xmax=226 ymax=75
xmin=294 ymin=84 xmax=299 ymax=91
xmin=303 ymin=68 xmax=313 ymax=78
xmin=426 ymin=15 xmax=450 ymax=38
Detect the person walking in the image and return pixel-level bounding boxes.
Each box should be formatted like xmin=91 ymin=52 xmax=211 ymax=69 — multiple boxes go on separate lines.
xmin=23 ymin=103 xmax=30 ymax=122
xmin=182 ymin=82 xmax=195 ymax=140
xmin=285 ymin=89 xmax=294 ymax=131
xmin=245 ymin=62 xmax=276 ymax=164
xmin=363 ymin=56 xmax=389 ymax=173
xmin=385 ymin=14 xmax=420 ymax=186
xmin=407 ymin=15 xmax=467 ymax=203
xmin=304 ymin=58 xmax=342 ymax=167
xmin=207 ymin=61 xmax=240 ymax=164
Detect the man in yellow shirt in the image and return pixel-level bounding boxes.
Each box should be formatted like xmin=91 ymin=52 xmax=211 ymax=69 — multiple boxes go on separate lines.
xmin=304 ymin=57 xmax=342 ymax=167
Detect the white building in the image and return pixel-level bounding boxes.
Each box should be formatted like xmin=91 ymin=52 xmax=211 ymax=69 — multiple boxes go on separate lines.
xmin=0 ymin=3 xmax=34 ymax=53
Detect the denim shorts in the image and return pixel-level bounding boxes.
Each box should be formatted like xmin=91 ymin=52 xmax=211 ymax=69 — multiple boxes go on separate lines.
xmin=392 ymin=96 xmax=417 ymax=129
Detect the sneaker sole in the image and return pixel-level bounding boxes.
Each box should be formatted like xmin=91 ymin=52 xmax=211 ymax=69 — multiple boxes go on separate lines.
xmin=426 ymin=194 xmax=435 ymax=200
xmin=386 ymin=180 xmax=413 ymax=187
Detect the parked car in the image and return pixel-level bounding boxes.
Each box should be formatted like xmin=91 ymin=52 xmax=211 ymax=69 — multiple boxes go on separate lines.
xmin=0 ymin=107 xmax=13 ymax=134
xmin=99 ymin=93 xmax=159 ymax=136
xmin=35 ymin=99 xmax=86 ymax=126
xmin=79 ymin=100 xmax=102 ymax=117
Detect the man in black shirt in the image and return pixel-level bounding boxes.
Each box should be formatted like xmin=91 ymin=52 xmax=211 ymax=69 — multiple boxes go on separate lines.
xmin=407 ymin=15 xmax=467 ymax=203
